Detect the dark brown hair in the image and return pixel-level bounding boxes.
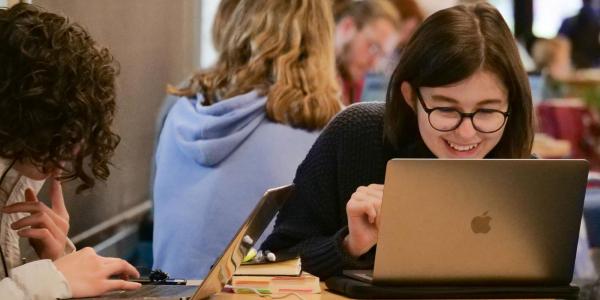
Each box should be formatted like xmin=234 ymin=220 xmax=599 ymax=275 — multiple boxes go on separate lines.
xmin=0 ymin=3 xmax=120 ymax=191
xmin=384 ymin=3 xmax=533 ymax=158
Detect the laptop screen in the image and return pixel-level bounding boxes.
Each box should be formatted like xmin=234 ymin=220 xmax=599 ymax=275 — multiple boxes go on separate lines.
xmin=374 ymin=159 xmax=588 ymax=285
xmin=190 ymin=184 xmax=294 ymax=299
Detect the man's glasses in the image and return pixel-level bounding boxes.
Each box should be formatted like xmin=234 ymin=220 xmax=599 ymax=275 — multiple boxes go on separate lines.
xmin=361 ymin=26 xmax=394 ymax=58
xmin=415 ymin=88 xmax=510 ymax=133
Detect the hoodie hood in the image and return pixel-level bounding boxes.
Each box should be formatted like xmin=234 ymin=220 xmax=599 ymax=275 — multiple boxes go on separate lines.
xmin=168 ymin=90 xmax=267 ymax=166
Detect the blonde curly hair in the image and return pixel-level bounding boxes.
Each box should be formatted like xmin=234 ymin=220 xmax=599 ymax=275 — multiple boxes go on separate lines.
xmin=171 ymin=0 xmax=341 ymax=130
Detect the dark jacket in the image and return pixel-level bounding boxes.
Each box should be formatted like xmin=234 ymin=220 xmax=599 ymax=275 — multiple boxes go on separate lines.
xmin=558 ymin=4 xmax=600 ymax=68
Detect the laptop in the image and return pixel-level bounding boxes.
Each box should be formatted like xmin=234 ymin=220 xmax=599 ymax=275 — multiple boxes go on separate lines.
xmin=98 ymin=185 xmax=293 ymax=299
xmin=189 ymin=184 xmax=294 ymax=299
xmin=335 ymin=159 xmax=588 ymax=297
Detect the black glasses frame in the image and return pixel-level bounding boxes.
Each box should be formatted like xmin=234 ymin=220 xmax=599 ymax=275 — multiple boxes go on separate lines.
xmin=414 ymin=88 xmax=510 ymax=133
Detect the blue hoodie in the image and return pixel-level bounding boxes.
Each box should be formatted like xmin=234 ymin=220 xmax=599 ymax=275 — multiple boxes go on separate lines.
xmin=152 ymin=91 xmax=320 ymax=278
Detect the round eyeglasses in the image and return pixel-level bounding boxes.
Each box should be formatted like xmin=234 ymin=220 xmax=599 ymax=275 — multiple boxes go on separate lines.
xmin=415 ymin=88 xmax=510 ymax=133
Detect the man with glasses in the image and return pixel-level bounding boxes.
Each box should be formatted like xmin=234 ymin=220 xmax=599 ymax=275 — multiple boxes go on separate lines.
xmin=333 ymin=0 xmax=400 ymax=105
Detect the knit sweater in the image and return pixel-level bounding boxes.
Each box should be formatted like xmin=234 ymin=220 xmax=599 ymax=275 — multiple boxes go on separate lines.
xmin=261 ymin=102 xmax=435 ymax=279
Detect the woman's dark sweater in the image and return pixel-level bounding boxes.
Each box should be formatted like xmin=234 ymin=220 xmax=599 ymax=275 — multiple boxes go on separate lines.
xmin=260 ymin=102 xmax=435 ymax=279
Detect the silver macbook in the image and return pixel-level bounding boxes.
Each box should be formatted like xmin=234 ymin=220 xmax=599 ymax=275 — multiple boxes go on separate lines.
xmin=347 ymin=159 xmax=589 ymax=286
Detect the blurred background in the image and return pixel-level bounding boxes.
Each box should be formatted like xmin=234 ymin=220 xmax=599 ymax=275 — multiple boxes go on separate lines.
xmin=2 ymin=0 xmax=599 ymax=279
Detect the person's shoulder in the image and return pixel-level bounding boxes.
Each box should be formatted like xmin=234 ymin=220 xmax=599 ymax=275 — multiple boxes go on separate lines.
xmin=328 ymin=102 xmax=385 ymax=130
xmin=311 ymin=102 xmax=385 ymax=151
xmin=558 ymin=16 xmax=577 ymax=35
xmin=253 ymin=119 xmax=320 ymax=147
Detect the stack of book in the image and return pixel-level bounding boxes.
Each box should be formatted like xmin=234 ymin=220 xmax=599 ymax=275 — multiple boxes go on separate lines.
xmin=230 ymin=257 xmax=320 ymax=294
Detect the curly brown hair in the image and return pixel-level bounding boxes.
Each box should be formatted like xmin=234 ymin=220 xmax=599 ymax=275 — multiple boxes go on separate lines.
xmin=0 ymin=3 xmax=120 ymax=192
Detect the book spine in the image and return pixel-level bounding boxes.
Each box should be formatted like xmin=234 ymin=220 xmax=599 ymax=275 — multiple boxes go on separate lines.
xmin=232 ymin=287 xmax=320 ymax=294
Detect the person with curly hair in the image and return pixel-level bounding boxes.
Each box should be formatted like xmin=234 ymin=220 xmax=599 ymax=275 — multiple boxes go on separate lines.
xmin=0 ymin=3 xmax=140 ymax=299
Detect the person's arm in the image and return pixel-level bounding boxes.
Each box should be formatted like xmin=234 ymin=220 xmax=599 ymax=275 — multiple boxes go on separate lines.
xmin=53 ymin=247 xmax=141 ymax=298
xmin=261 ymin=110 xmax=375 ymax=279
xmin=264 ymin=225 xmax=375 ymax=279
xmin=0 ymin=260 xmax=71 ymax=300
xmin=0 ymin=248 xmax=142 ymax=300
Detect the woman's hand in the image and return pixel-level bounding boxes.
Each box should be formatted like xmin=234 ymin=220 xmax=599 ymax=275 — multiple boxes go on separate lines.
xmin=2 ymin=178 xmax=69 ymax=260
xmin=343 ymin=184 xmax=384 ymax=257
xmin=54 ymin=247 xmax=141 ymax=297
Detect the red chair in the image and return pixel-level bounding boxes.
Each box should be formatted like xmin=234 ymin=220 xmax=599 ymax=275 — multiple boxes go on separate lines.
xmin=536 ymin=99 xmax=600 ymax=170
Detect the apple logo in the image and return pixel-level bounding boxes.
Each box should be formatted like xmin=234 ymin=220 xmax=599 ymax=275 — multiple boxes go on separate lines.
xmin=471 ymin=211 xmax=492 ymax=234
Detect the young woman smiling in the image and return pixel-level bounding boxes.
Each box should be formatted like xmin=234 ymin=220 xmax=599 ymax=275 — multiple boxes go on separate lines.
xmin=261 ymin=2 xmax=533 ymax=279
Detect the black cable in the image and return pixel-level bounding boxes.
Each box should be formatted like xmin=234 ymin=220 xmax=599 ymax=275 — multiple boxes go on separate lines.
xmin=0 ymin=159 xmax=17 ymax=277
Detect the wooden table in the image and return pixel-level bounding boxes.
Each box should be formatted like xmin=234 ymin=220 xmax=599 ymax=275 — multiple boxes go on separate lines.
xmin=66 ymin=280 xmax=595 ymax=300
xmin=80 ymin=283 xmax=348 ymax=300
